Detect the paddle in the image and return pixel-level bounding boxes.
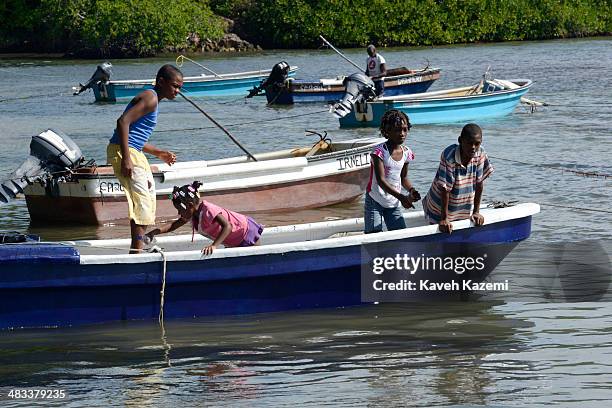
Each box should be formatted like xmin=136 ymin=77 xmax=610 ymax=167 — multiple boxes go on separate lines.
xmin=319 ymin=35 xmax=365 ymax=74
xmin=178 ymin=91 xmax=258 ymax=161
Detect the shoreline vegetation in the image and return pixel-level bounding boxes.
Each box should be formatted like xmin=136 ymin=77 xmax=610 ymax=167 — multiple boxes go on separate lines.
xmin=1 ymin=0 xmax=610 ymax=58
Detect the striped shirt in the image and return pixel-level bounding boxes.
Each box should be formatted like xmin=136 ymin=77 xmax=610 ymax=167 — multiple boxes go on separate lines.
xmin=109 ymin=89 xmax=158 ymax=151
xmin=423 ymin=144 xmax=493 ymax=223
xmin=366 ymin=142 xmax=415 ymax=208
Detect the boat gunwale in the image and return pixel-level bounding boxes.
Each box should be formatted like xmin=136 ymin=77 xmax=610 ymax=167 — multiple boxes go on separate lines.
xmin=66 ymin=138 xmax=383 ymax=180
xmin=376 ymin=79 xmax=533 ymax=105
xmin=288 ymin=68 xmax=442 ymax=87
xmin=107 ymin=66 xmax=299 ymax=86
xmin=73 ymin=203 xmax=540 ymax=265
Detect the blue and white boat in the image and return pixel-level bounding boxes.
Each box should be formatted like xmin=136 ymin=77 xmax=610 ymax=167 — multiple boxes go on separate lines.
xmin=336 ymin=78 xmax=532 ymax=127
xmin=264 ymin=68 xmax=441 ymax=105
xmin=77 ymin=64 xmax=299 ymax=102
xmin=0 ymin=203 xmax=539 ymax=329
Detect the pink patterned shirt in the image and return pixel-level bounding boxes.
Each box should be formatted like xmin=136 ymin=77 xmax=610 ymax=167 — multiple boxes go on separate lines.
xmin=192 ymin=200 xmax=249 ymax=247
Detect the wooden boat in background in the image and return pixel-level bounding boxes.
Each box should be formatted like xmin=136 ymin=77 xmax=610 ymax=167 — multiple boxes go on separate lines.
xmin=0 ymin=203 xmax=539 ymax=329
xmin=265 ymin=67 xmax=441 ymax=105
xmin=23 ymin=137 xmax=379 ymax=225
xmin=336 ymin=78 xmax=532 ymax=127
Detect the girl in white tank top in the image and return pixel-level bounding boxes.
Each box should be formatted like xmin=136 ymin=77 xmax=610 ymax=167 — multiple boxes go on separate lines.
xmin=364 ymin=110 xmax=421 ymax=233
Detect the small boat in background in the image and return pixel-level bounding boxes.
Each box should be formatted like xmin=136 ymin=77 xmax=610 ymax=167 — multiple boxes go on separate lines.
xmin=0 ymin=202 xmax=539 ymax=329
xmin=247 ymin=62 xmax=440 ymax=105
xmin=74 ymin=61 xmax=299 ymax=102
xmin=334 ymin=78 xmax=532 ymax=127
xmin=261 ymin=67 xmax=440 ymax=105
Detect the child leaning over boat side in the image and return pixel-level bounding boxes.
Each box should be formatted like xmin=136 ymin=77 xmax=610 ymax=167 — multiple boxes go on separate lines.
xmin=145 ymin=181 xmax=264 ymax=254
xmin=364 ymin=109 xmax=421 ymax=234
xmin=422 ymin=123 xmax=494 ymax=234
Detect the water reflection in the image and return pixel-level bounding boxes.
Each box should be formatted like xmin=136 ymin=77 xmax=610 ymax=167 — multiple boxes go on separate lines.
xmin=0 ymin=301 xmax=533 ymax=406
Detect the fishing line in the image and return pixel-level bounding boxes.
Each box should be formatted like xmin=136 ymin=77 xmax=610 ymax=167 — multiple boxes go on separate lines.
xmin=0 ymin=91 xmax=66 ymax=103
xmin=489 ymin=155 xmax=612 ymax=179
xmin=0 ymin=67 xmax=64 ymax=78
xmin=414 ymin=138 xmax=612 ymax=179
xmin=539 ymin=203 xmax=612 ymax=214
xmin=155 ymin=109 xmax=329 ymax=133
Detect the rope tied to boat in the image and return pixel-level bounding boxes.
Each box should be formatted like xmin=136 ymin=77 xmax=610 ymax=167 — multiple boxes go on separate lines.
xmin=305 ymin=129 xmax=332 ymax=147
xmin=487 ymin=200 xmax=520 ymax=209
xmin=148 ymin=245 xmax=168 ymax=326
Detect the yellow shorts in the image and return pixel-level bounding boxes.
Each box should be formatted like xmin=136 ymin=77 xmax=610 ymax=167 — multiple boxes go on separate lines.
xmin=107 ymin=143 xmax=156 ymax=226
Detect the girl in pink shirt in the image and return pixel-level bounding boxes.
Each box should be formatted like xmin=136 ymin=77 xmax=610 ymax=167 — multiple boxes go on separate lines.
xmin=146 ymin=181 xmax=264 ymax=254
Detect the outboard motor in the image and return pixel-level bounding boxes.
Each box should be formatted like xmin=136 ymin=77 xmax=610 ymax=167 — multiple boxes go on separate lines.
xmin=330 ymin=73 xmax=376 ymax=118
xmin=247 ymin=61 xmax=291 ymax=98
xmin=73 ymin=62 xmax=113 ymax=95
xmin=0 ymin=129 xmax=84 ymax=204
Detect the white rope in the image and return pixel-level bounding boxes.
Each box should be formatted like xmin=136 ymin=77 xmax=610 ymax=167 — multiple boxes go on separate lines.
xmin=150 ymin=246 xmax=168 ymax=326
xmin=154 ymin=246 xmax=171 ymax=366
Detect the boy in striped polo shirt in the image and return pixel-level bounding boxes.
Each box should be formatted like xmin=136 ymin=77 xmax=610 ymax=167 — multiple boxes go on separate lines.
xmin=423 ymin=123 xmax=494 ymax=233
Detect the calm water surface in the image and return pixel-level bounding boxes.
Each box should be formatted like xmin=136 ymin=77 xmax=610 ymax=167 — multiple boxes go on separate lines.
xmin=0 ymin=38 xmax=611 ymax=406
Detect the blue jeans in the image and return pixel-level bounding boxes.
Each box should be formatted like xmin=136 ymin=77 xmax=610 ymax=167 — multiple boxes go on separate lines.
xmin=364 ymin=193 xmax=407 ymax=234
xmin=373 ymin=79 xmax=385 ymax=96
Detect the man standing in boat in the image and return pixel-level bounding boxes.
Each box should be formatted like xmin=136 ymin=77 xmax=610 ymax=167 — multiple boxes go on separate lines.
xmin=365 ymin=44 xmax=387 ymax=96
xmin=107 ymin=64 xmax=183 ymax=253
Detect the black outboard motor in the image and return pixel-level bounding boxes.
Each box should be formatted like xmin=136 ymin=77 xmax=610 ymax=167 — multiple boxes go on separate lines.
xmin=331 ymin=73 xmax=376 ymax=118
xmin=0 ymin=129 xmax=84 ymax=204
xmin=247 ymin=61 xmax=291 ymax=98
xmin=73 ymin=62 xmax=113 ymax=95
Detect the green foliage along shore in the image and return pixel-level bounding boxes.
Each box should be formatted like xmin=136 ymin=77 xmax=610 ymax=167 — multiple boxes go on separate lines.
xmin=212 ymin=0 xmax=611 ymax=48
xmin=1 ymin=0 xmax=226 ymax=57
xmin=1 ymin=0 xmax=610 ymax=57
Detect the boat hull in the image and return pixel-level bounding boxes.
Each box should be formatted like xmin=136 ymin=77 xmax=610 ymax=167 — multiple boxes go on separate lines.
xmin=266 ymin=69 xmax=441 ymax=104
xmin=339 ymin=79 xmax=532 ymax=127
xmin=0 ymin=211 xmax=534 ymax=329
xmin=92 ymin=67 xmax=298 ymax=102
xmin=25 ymin=169 xmax=369 ymax=224
xmin=23 ymin=139 xmax=377 ymax=225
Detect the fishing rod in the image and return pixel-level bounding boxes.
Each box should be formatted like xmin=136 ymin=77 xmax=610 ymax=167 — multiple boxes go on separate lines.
xmin=319 ymin=35 xmax=364 ymax=73
xmin=178 ymin=91 xmax=258 ymax=161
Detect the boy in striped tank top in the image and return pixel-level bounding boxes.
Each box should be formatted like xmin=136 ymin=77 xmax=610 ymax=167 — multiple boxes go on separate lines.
xmin=107 ymin=64 xmax=183 ymax=253
xmin=422 ymin=123 xmax=494 ymax=234
xmin=365 ymin=110 xmax=421 ymax=233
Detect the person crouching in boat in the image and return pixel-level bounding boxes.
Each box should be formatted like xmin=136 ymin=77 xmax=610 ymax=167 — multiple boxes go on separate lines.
xmin=145 ymin=181 xmax=264 ymax=254
xmin=422 ymin=123 xmax=494 ymax=234
xmin=365 ymin=109 xmax=421 ymax=234
xmin=107 ymin=64 xmax=183 ymax=254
